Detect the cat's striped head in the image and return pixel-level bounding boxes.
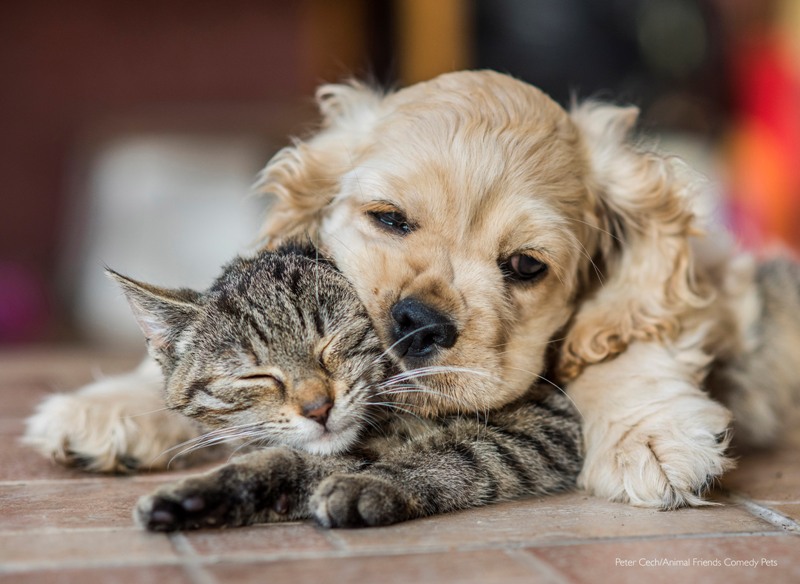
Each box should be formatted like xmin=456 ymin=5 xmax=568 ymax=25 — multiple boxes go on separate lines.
xmin=109 ymin=247 xmax=392 ymax=455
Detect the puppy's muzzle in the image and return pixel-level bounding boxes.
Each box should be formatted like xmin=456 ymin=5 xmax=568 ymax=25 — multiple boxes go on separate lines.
xmin=390 ymin=297 xmax=458 ymax=361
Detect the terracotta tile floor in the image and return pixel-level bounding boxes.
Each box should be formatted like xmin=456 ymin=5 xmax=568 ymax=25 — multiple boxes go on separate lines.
xmin=1 ymin=348 xmax=798 ymax=583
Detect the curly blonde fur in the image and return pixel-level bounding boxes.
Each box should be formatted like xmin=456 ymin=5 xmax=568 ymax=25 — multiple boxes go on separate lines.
xmin=25 ymin=71 xmax=800 ymax=509
xmin=558 ymin=101 xmax=717 ymax=379
xmin=253 ymin=71 xmax=800 ymax=507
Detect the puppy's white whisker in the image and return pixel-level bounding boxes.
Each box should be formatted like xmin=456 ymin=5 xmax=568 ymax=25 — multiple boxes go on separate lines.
xmin=501 ymin=365 xmax=584 ymax=420
xmin=366 ymin=402 xmax=424 ymax=421
xmin=124 ymin=406 xmax=173 ymax=419
xmin=367 ymin=324 xmax=440 ymax=368
xmin=380 ymin=365 xmax=493 ymax=387
xmin=572 ymin=236 xmax=605 ymax=286
xmin=315 ymin=231 xmax=362 ymax=265
xmin=567 ymin=216 xmax=625 ymax=244
xmin=374 ymin=385 xmax=456 ymax=400
xmin=375 ymin=387 xmax=473 ymax=408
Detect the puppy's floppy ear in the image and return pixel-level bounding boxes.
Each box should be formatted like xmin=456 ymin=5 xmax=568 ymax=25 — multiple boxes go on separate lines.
xmin=559 ymin=102 xmax=712 ymax=380
xmin=256 ymin=81 xmax=384 ymax=247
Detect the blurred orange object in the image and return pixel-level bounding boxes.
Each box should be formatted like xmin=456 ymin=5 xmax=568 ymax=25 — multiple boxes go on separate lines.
xmin=727 ymin=3 xmax=800 ymax=251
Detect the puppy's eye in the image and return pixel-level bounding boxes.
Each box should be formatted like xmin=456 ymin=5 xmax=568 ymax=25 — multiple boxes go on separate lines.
xmin=502 ymin=254 xmax=548 ymax=282
xmin=368 ymin=210 xmax=413 ymax=235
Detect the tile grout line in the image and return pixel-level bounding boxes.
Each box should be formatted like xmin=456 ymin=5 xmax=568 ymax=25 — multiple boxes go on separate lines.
xmin=0 ymin=478 xmax=119 ymax=487
xmin=0 ymin=530 xmax=793 ymax=575
xmin=169 ymin=533 xmax=219 ymax=584
xmin=170 ymin=527 xmax=788 ymax=562
xmin=725 ymin=492 xmax=800 ymax=534
xmin=0 ymin=557 xmax=185 ymax=575
xmin=318 ymin=525 xmax=351 ymax=552
xmin=504 ymin=549 xmax=572 ymax=584
xmin=0 ymin=469 xmax=230 ymax=487
xmin=0 ymin=527 xmax=142 ymax=536
xmin=0 ymin=525 xmax=787 ymax=549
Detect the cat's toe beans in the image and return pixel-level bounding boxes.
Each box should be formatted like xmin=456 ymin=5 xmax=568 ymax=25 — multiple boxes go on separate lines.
xmin=135 ymin=495 xmax=181 ymax=532
xmin=135 ymin=484 xmax=232 ymax=532
xmin=180 ymin=495 xmax=206 ymax=513
xmin=147 ymin=502 xmax=180 ymax=531
xmin=311 ymin=475 xmax=409 ymax=528
xmin=309 ymin=478 xmax=356 ymax=528
xmin=355 ymin=485 xmax=407 ymax=527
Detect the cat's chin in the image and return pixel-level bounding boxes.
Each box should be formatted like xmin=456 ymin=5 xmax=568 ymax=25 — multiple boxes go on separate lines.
xmin=295 ymin=424 xmax=361 ymax=456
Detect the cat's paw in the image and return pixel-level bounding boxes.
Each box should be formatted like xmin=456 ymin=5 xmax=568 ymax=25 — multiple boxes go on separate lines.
xmin=134 ymin=476 xmax=242 ymax=531
xmin=135 ymin=449 xmax=303 ymax=531
xmin=310 ymin=474 xmax=413 ymax=528
xmin=23 ymin=364 xmax=204 ymax=473
xmin=579 ymin=395 xmax=733 ymax=509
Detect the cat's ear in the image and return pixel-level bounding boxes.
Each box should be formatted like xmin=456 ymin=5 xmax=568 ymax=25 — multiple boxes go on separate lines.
xmin=106 ymin=269 xmax=201 ymax=365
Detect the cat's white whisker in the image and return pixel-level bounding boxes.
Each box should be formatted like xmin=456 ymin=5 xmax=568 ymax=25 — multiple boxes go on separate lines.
xmin=158 ymin=422 xmax=267 ymax=468
xmin=166 ymin=428 xmax=269 ymax=468
xmin=227 ymin=434 xmax=272 ymax=461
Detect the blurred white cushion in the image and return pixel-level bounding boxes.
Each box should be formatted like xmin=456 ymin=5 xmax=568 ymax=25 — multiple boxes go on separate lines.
xmin=70 ymin=134 xmax=270 ymax=347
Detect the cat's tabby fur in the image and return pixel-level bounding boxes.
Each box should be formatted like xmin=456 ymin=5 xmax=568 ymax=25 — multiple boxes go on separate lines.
xmin=112 ymin=245 xmax=582 ymax=529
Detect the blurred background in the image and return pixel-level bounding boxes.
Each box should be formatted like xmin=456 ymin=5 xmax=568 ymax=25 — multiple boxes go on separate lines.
xmin=1 ymin=0 xmax=798 ymax=349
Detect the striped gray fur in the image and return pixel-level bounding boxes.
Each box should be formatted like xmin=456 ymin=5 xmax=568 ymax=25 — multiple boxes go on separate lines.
xmin=708 ymin=258 xmax=800 ymax=448
xmin=112 ymin=244 xmax=582 ymax=530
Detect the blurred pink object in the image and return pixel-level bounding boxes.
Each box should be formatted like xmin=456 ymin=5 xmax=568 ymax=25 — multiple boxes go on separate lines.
xmin=0 ymin=262 xmax=48 ymax=343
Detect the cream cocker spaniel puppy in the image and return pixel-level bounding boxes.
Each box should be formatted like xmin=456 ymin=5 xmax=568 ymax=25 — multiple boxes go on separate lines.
xmin=257 ymin=70 xmax=800 ymax=508
xmin=26 ymin=70 xmax=800 ymax=509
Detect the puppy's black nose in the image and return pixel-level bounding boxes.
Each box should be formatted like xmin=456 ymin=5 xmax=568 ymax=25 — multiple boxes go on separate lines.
xmin=390 ymin=297 xmax=458 ymax=359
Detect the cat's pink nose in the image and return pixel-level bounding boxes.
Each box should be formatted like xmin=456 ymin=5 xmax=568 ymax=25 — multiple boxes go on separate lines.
xmin=302 ymin=398 xmax=333 ymax=426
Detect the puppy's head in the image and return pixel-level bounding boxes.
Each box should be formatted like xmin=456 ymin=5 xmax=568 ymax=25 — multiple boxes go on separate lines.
xmin=258 ymin=71 xmax=707 ymax=416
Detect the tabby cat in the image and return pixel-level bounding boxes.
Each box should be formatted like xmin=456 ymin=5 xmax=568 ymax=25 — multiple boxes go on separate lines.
xmin=109 ymin=244 xmax=582 ymax=530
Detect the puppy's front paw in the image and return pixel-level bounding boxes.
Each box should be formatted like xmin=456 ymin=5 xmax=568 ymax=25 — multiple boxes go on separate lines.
xmin=23 ymin=386 xmax=202 ymax=474
xmin=310 ymin=474 xmax=413 ymax=528
xmin=580 ymin=396 xmax=733 ymax=509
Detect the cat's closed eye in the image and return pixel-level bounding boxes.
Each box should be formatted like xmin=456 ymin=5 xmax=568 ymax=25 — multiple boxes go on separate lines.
xmin=317 ymin=335 xmax=344 ymax=374
xmin=239 ymin=372 xmax=284 ymax=386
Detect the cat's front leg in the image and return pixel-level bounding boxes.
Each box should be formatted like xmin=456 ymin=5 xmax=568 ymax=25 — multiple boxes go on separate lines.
xmin=310 ymin=395 xmax=582 ymax=528
xmin=135 ymin=447 xmax=358 ymax=531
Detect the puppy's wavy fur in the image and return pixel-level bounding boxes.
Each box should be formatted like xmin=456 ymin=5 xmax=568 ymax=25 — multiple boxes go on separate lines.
xmin=256 ymin=71 xmax=800 ymax=507
xmin=26 ymin=71 xmax=800 ymax=508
